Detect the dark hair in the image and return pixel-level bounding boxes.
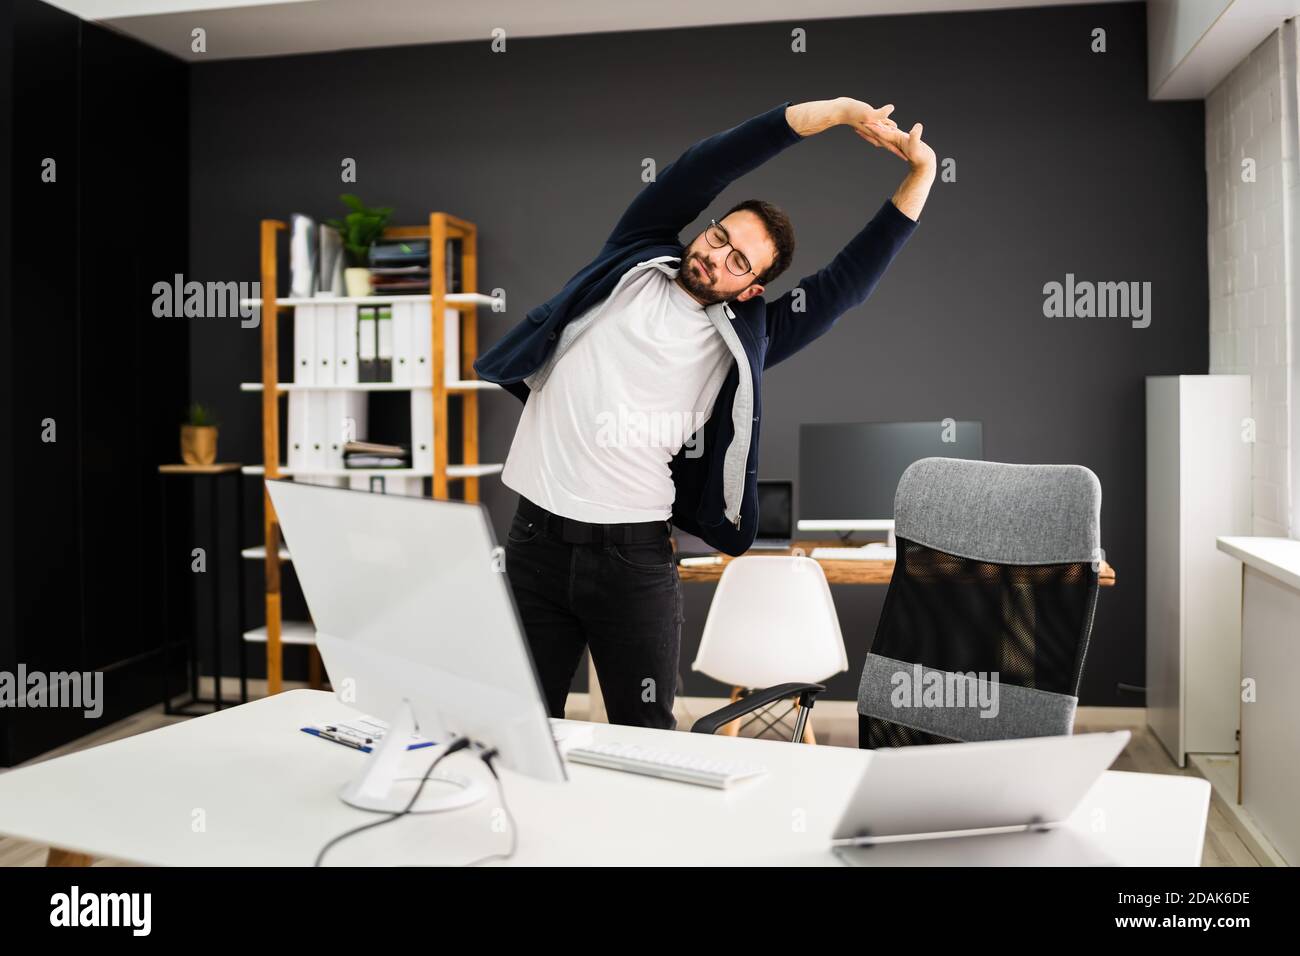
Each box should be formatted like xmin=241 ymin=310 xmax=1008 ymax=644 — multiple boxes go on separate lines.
xmin=723 ymin=198 xmax=795 ymax=286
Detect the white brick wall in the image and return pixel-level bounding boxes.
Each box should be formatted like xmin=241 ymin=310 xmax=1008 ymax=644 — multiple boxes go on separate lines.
xmin=1206 ymin=24 xmax=1298 ymax=538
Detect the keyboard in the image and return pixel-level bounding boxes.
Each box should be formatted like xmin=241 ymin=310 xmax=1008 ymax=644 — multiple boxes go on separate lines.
xmin=810 ymin=546 xmax=897 ymax=561
xmin=566 ymin=742 xmax=768 ymax=789
xmin=549 ymin=718 xmax=595 ymax=753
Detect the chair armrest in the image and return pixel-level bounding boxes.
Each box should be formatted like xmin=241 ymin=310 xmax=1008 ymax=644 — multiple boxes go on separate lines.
xmin=689 ymin=682 xmax=826 ymax=735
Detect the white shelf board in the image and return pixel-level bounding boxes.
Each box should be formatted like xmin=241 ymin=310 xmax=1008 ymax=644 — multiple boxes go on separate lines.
xmin=240 ymin=380 xmax=501 ymax=392
xmin=242 ymin=463 xmax=503 ymax=479
xmin=241 ymin=546 xmax=291 ymax=562
xmin=243 ymin=622 xmax=315 ymax=646
xmin=443 ymin=463 xmax=504 ymax=478
xmin=238 ymin=293 xmax=499 ymax=308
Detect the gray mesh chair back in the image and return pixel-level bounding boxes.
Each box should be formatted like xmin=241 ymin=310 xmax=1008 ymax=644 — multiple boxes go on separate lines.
xmin=857 ymin=457 xmax=1103 ymax=749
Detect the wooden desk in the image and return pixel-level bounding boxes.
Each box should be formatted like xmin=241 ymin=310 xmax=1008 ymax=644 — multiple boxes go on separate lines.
xmin=676 ymin=540 xmax=1117 ymax=586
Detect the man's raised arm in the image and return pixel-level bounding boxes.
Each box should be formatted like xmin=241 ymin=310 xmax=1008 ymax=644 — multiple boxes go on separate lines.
xmin=764 ymin=101 xmax=936 ymax=368
xmin=602 ymin=98 xmax=894 ymax=250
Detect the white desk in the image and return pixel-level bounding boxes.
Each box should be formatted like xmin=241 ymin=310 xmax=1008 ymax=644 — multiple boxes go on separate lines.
xmin=0 ymin=690 xmax=1209 ymax=866
xmin=1216 ymin=535 xmax=1300 ymax=865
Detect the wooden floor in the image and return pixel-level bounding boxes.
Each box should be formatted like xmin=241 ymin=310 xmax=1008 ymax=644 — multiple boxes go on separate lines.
xmin=0 ymin=685 xmax=1266 ymax=867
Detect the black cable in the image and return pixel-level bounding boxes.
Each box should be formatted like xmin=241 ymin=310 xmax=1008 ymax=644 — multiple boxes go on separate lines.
xmin=459 ymin=748 xmax=520 ymax=867
xmin=313 ymin=736 xmax=471 ymax=867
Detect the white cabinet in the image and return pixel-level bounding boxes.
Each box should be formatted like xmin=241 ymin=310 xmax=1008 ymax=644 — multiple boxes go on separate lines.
xmin=1145 ymin=375 xmax=1251 ymax=766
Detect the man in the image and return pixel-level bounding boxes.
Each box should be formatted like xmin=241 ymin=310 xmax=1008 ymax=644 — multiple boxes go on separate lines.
xmin=474 ymin=97 xmax=934 ymax=729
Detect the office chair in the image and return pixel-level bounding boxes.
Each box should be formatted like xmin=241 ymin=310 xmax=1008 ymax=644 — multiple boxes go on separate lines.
xmin=689 ymin=555 xmax=847 ymax=743
xmin=857 ymin=457 xmax=1103 ymax=749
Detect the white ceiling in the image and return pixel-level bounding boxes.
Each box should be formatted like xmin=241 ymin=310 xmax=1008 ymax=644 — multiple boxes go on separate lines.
xmin=48 ymin=0 xmax=1130 ymax=62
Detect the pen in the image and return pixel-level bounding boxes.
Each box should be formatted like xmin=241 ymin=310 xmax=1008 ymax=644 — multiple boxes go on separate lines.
xmin=321 ymin=728 xmax=371 ymax=748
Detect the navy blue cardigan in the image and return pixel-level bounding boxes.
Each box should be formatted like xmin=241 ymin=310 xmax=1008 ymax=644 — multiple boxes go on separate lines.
xmin=473 ymin=101 xmax=918 ymax=555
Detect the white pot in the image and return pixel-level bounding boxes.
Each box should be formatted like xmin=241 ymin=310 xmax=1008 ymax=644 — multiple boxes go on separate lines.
xmin=344 ymin=267 xmax=372 ymax=297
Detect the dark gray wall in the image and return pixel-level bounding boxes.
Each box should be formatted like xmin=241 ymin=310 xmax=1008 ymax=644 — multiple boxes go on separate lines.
xmin=190 ymin=1 xmax=1207 ymax=705
xmin=1 ymin=0 xmax=190 ymax=765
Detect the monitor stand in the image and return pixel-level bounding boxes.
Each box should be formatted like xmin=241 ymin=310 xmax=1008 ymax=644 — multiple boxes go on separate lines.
xmin=339 ymin=699 xmax=488 ymax=814
xmin=836 ymin=528 xmax=897 ymax=548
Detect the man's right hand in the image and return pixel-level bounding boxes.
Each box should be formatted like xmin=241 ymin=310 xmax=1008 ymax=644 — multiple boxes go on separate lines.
xmin=834 ymin=97 xmax=906 ymax=155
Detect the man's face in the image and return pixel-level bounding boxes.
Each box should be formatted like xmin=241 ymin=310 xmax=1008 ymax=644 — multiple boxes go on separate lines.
xmin=677 ymin=210 xmax=777 ymax=306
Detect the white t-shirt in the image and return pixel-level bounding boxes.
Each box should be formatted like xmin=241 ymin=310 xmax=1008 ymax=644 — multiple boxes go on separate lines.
xmin=502 ymin=262 xmax=733 ymax=523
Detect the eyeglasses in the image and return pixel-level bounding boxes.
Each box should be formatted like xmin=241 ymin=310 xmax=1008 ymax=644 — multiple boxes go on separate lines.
xmin=704 ymin=219 xmax=757 ymax=278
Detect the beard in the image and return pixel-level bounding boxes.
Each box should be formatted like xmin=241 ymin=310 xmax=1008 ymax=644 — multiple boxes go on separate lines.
xmin=676 ymin=253 xmax=729 ymax=305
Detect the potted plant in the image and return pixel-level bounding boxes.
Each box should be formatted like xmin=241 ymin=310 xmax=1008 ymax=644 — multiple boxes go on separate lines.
xmin=325 ymin=193 xmax=394 ymax=297
xmin=181 ymin=402 xmax=219 ymax=466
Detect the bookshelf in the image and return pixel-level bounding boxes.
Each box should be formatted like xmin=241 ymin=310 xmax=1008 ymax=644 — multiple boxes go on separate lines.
xmin=242 ymin=213 xmax=505 ymax=694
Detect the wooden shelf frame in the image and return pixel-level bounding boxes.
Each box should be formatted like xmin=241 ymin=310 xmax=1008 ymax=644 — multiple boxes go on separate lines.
xmin=255 ymin=212 xmax=497 ymax=693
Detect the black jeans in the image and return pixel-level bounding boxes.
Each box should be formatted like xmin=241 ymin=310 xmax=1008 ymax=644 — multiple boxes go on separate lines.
xmin=504 ymin=498 xmax=683 ymax=730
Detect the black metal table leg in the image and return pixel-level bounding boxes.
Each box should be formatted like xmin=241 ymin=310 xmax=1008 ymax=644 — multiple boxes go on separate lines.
xmin=210 ymin=476 xmax=223 ymax=710
xmin=158 ymin=467 xmax=244 ymax=717
xmin=160 ymin=474 xmax=172 ymax=715
xmin=187 ymin=480 xmax=200 ymax=708
xmin=236 ymin=474 xmax=247 ymax=704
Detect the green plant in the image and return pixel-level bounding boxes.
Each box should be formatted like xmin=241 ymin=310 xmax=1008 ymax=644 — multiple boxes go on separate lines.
xmin=187 ymin=402 xmax=218 ymax=428
xmin=325 ymin=193 xmax=395 ymax=268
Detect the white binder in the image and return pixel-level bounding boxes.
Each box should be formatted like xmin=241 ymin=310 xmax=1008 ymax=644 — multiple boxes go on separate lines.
xmin=313 ymin=302 xmax=337 ymax=386
xmin=409 ymin=303 xmax=460 ymax=386
xmin=410 ymin=303 xmax=431 ymax=386
xmin=335 ymin=304 xmax=359 ymax=385
xmin=293 ymin=304 xmax=316 ymax=385
xmin=442 ymin=307 xmax=461 ymax=384
xmin=392 ymin=301 xmax=414 ymax=386
xmin=410 ymin=388 xmax=433 ymax=473
xmin=305 ymin=391 xmax=330 ymax=471
xmin=289 ymin=214 xmax=318 ymax=298
xmin=287 ymin=391 xmax=309 ymax=470
xmin=325 ymin=392 xmax=369 ymax=470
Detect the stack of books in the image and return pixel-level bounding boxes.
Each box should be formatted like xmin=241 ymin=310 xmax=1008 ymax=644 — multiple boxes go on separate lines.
xmin=369 ymin=239 xmax=429 ymax=295
xmin=366 ymin=237 xmax=462 ymax=295
xmin=343 ymin=440 xmax=411 ymax=469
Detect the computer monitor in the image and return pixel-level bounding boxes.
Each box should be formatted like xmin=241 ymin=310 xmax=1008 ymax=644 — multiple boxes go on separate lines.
xmin=265 ymin=479 xmax=566 ymax=814
xmin=754 ymin=479 xmax=793 ymax=546
xmin=797 ymin=421 xmax=984 ymax=535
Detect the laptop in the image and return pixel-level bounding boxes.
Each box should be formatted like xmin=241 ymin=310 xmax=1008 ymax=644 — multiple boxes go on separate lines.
xmin=751 ymin=479 xmax=793 ymax=550
xmin=831 ymin=730 xmax=1130 ymax=859
xmin=671 ymin=479 xmax=794 ymax=557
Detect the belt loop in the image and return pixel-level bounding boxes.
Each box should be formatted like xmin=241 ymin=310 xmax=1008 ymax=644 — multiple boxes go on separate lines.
xmin=601 ymin=525 xmax=611 ymax=548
